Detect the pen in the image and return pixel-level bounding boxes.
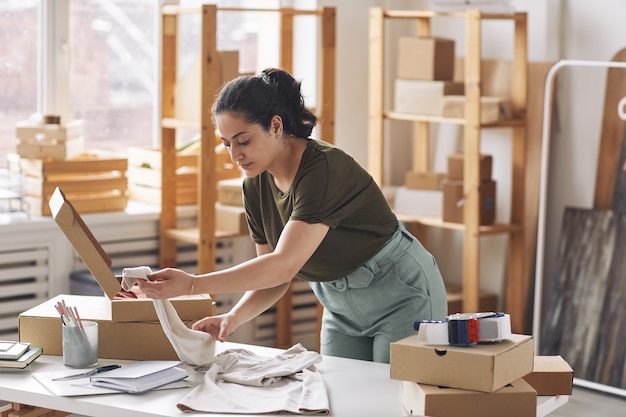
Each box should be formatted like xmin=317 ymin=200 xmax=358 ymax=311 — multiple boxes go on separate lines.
xmin=52 ymin=364 xmax=122 ymax=381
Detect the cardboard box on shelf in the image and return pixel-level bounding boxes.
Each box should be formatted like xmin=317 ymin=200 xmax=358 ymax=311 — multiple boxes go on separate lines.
xmin=397 ymin=36 xmax=455 ymax=81
xmin=402 ymin=378 xmax=537 ymax=417
xmin=390 ymin=333 xmax=534 ymax=393
xmin=394 ymin=79 xmax=464 ymax=115
xmin=442 ymin=179 xmax=496 ymax=225
xmin=17 ymin=151 xmax=128 ymax=216
xmin=216 ymin=203 xmax=248 ymax=235
xmin=523 ymin=355 xmax=574 ymax=396
xmin=442 ymin=95 xmax=513 ymax=123
xmin=404 ymin=171 xmax=445 ymax=191
xmin=218 ymin=177 xmax=244 ymax=207
xmin=447 ymin=153 xmax=493 ymax=182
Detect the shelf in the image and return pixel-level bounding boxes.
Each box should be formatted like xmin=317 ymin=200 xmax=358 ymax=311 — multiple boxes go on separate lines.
xmin=395 ymin=212 xmax=523 ymax=235
xmin=383 ymin=111 xmax=526 ymax=128
xmin=368 ymin=7 xmax=529 ymax=331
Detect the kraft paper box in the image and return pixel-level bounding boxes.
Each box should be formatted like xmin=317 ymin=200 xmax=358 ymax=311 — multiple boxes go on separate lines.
xmin=442 ymin=179 xmax=496 ymax=225
xmin=523 ymin=356 xmax=574 ymax=396
xmin=447 ymin=153 xmax=493 ymax=181
xmin=402 ymin=378 xmax=537 ymax=417
xmin=404 ymin=171 xmax=445 ymax=191
xmin=48 ymin=187 xmax=215 ymax=322
xmin=397 ymin=36 xmax=455 ymax=81
xmin=19 ymin=294 xmax=189 ymax=360
xmin=394 ymin=79 xmax=464 ymax=115
xmin=390 ymin=333 xmax=534 ymax=393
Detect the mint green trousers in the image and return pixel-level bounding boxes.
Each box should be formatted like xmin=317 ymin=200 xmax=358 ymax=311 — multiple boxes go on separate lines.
xmin=309 ymin=221 xmax=447 ymax=363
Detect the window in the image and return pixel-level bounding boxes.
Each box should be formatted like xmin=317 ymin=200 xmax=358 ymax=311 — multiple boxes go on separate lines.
xmin=0 ymin=1 xmax=38 ymax=156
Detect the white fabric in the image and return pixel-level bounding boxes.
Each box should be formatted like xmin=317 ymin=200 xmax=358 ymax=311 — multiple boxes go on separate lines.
xmin=177 ymin=344 xmax=330 ymax=415
xmin=121 ymin=266 xmax=215 ymax=366
xmin=121 ymin=266 xmax=329 ymax=414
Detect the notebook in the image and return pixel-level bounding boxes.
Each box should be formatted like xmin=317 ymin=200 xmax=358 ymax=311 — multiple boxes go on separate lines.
xmin=0 ymin=341 xmax=30 ymax=360
xmin=0 ymin=346 xmax=43 ymax=369
xmin=90 ymin=360 xmax=188 ymax=394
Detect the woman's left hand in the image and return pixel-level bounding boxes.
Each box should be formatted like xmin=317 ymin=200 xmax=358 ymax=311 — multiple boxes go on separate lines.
xmin=137 ymin=267 xmax=195 ymax=299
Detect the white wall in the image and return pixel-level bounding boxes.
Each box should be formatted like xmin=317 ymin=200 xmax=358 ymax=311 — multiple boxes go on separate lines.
xmin=317 ymin=0 xmax=626 ymax=319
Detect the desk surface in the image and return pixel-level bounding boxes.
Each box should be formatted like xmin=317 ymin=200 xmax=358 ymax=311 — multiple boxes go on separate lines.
xmin=0 ymin=342 xmax=568 ymax=417
xmin=0 ymin=342 xmax=404 ymax=417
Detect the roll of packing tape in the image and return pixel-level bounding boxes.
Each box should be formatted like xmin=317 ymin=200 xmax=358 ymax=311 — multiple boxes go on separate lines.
xmin=414 ymin=312 xmax=512 ymax=346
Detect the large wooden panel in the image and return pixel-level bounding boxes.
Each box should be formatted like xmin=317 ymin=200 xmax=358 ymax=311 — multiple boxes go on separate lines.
xmin=540 ymin=207 xmax=626 ymax=390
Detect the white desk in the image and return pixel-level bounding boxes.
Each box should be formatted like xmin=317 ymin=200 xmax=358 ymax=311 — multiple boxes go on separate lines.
xmin=0 ymin=342 xmax=404 ymax=417
xmin=0 ymin=342 xmax=568 ymax=417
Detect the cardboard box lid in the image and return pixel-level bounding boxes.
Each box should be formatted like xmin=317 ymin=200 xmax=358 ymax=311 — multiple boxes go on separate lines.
xmin=49 ymin=187 xmax=121 ymax=300
xmin=523 ymin=355 xmax=574 ymax=396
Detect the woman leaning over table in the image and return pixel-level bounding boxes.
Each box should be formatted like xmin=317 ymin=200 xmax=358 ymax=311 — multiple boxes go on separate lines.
xmin=138 ymin=68 xmax=447 ymax=363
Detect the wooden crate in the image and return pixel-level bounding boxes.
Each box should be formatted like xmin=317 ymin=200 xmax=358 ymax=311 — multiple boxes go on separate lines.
xmin=17 ymin=151 xmax=128 ymax=216
xmin=127 ymin=146 xmax=240 ymax=205
xmin=15 ymin=119 xmax=84 ymax=161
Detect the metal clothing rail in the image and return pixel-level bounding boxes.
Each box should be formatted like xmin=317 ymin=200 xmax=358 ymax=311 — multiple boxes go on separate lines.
xmin=532 ymin=59 xmax=626 ymax=398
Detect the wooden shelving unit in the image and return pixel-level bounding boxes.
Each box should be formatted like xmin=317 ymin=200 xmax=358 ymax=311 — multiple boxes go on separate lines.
xmin=159 ymin=4 xmax=336 ymax=348
xmin=368 ymin=8 xmax=529 ymax=332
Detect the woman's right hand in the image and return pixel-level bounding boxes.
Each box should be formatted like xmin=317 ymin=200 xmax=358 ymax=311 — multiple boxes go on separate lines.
xmin=192 ymin=312 xmax=239 ymax=342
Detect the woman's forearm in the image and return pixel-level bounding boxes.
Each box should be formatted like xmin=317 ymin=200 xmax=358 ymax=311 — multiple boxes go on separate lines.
xmin=229 ymin=282 xmax=292 ymax=327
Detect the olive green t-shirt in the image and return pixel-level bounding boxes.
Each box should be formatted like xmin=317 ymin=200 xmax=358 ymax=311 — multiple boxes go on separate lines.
xmin=243 ymin=139 xmax=397 ymax=282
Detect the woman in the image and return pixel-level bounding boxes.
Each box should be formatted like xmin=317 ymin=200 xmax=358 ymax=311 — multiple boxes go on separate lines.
xmin=138 ymin=68 xmax=447 ymax=363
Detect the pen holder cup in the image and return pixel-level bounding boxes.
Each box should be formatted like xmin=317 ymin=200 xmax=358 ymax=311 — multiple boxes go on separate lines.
xmin=62 ymin=320 xmax=98 ymax=368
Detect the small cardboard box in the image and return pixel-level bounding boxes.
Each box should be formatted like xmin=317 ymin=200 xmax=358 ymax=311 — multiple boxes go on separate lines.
xmin=398 ymin=36 xmax=455 ymax=81
xmin=447 ymin=153 xmax=493 ymax=181
xmin=402 ymin=378 xmax=537 ymax=417
xmin=394 ymin=79 xmax=464 ymax=115
xmin=216 ymin=203 xmax=248 ymax=235
xmin=523 ymin=356 xmax=574 ymax=396
xmin=442 ymin=95 xmax=513 ymax=123
xmin=442 ymin=179 xmax=496 ymax=225
xmin=18 ymin=294 xmax=196 ymax=360
xmin=404 ymin=171 xmax=445 ymax=191
xmin=390 ymin=333 xmax=534 ymax=393
xmin=46 ymin=187 xmax=215 ymax=323
xmin=218 ymin=177 xmax=244 ymax=207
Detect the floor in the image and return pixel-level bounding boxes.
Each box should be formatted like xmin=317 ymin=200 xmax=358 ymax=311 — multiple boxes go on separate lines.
xmin=550 ymin=386 xmax=626 ymax=417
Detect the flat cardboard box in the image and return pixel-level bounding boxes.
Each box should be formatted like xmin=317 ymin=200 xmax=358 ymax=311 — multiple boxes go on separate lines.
xmin=47 ymin=187 xmax=215 ymax=322
xmin=404 ymin=171 xmax=445 ymax=191
xmin=442 ymin=179 xmax=496 ymax=225
xmin=442 ymin=95 xmax=513 ymax=123
xmin=447 ymin=153 xmax=493 ymax=181
xmin=523 ymin=356 xmax=574 ymax=396
xmin=390 ymin=333 xmax=534 ymax=393
xmin=394 ymin=79 xmax=464 ymax=115
xmin=19 ymin=295 xmax=190 ymax=360
xmin=397 ymin=36 xmax=455 ymax=81
xmin=402 ymin=378 xmax=537 ymax=417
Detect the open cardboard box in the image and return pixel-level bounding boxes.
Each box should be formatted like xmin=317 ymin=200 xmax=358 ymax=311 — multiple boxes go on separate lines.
xmin=18 ymin=187 xmax=216 ymax=360
xmin=47 ymin=187 xmax=215 ymax=322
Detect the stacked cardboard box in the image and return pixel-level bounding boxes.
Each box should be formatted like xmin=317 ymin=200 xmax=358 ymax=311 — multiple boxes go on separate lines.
xmin=442 ymin=153 xmax=496 ymax=225
xmin=391 ymin=330 xmax=574 ymax=416
xmin=216 ymin=176 xmax=247 ymax=235
xmin=391 ymin=333 xmax=536 ymax=416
